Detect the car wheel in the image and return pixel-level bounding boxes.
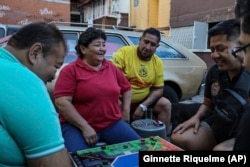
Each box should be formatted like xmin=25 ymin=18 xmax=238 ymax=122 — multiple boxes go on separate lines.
xmin=163 ymin=85 xmax=179 ymax=103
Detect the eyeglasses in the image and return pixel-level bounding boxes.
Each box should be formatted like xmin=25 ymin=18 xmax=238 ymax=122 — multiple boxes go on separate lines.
xmin=231 ymin=43 xmax=250 ymax=58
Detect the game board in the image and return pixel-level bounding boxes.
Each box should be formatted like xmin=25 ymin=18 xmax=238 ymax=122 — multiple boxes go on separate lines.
xmin=69 ymin=136 xmax=182 ymax=167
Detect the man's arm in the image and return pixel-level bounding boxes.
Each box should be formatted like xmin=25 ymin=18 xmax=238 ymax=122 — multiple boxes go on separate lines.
xmin=27 ymin=148 xmax=73 ymax=167
xmin=141 ymin=87 xmax=163 ymax=107
xmin=193 ymin=97 xmax=213 ymax=120
xmin=132 ymin=87 xmax=163 ymax=120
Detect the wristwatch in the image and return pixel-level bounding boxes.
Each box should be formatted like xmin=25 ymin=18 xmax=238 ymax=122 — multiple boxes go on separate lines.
xmin=139 ymin=104 xmax=147 ymax=112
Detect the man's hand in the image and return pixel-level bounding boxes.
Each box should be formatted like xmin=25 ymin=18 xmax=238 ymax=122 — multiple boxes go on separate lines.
xmin=172 ymin=116 xmax=201 ymax=134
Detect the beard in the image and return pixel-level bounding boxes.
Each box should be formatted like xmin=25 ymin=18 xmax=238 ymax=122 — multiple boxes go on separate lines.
xmin=139 ymin=50 xmax=153 ymax=61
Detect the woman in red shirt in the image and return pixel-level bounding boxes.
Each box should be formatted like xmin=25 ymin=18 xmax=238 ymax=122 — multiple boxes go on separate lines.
xmin=54 ymin=27 xmax=140 ymax=152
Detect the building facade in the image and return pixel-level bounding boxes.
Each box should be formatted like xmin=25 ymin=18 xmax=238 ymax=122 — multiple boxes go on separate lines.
xmin=71 ymin=0 xmax=129 ymax=28
xmin=71 ymin=0 xmax=171 ymax=34
xmin=0 ymin=0 xmax=239 ymax=77
xmin=0 ymin=0 xmax=70 ymax=25
xmin=170 ymin=0 xmax=236 ymax=50
xmin=169 ymin=0 xmax=236 ymax=69
xmin=130 ymin=0 xmax=170 ymax=34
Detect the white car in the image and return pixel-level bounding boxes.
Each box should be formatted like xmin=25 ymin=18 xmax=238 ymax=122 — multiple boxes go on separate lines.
xmin=0 ymin=24 xmax=207 ymax=103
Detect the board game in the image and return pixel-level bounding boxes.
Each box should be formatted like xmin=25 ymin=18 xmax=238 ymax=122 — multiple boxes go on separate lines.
xmin=69 ymin=136 xmax=183 ymax=167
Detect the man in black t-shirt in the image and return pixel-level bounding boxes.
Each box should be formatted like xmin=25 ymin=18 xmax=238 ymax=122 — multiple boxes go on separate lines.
xmin=170 ymin=19 xmax=249 ymax=150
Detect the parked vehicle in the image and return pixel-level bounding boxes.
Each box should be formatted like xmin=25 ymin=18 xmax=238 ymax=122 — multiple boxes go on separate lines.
xmin=0 ymin=24 xmax=20 ymax=38
xmin=0 ymin=23 xmax=207 ymax=103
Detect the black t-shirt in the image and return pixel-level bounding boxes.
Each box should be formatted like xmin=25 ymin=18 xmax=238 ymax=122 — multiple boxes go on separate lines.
xmin=204 ymin=64 xmax=243 ymax=107
xmin=204 ymin=64 xmax=250 ymax=142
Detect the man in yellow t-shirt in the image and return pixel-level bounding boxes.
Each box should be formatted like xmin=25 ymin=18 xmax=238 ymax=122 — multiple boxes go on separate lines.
xmin=110 ymin=27 xmax=171 ymax=131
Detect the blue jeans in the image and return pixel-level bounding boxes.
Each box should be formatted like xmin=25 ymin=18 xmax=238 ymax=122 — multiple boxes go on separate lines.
xmin=61 ymin=120 xmax=141 ymax=152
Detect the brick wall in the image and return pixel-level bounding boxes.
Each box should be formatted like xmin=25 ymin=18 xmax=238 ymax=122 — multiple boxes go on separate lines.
xmin=0 ymin=0 xmax=70 ymax=25
xmin=170 ymin=0 xmax=235 ymax=27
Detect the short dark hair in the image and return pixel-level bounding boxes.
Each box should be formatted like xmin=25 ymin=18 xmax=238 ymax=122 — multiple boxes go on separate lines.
xmin=208 ymin=19 xmax=240 ymax=45
xmin=8 ymin=22 xmax=67 ymax=57
xmin=235 ymin=0 xmax=250 ymax=18
xmin=142 ymin=27 xmax=161 ymax=42
xmin=75 ymin=27 xmax=106 ymax=58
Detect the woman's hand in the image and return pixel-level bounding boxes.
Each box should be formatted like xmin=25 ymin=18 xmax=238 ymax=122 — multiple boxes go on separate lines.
xmin=81 ymin=125 xmax=98 ymax=146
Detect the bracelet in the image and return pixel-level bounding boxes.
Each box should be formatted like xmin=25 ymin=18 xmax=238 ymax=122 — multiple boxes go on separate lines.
xmin=139 ymin=104 xmax=147 ymax=112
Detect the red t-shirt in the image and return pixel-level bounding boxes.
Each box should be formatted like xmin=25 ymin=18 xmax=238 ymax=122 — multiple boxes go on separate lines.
xmin=54 ymin=58 xmax=131 ymax=132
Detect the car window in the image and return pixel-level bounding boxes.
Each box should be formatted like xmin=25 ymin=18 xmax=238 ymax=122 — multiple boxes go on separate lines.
xmin=127 ymin=36 xmax=138 ymax=45
xmin=0 ymin=28 xmax=5 ymax=38
xmin=127 ymin=36 xmax=186 ymax=59
xmin=7 ymin=27 xmax=19 ymax=36
xmin=62 ymin=32 xmax=78 ymax=63
xmin=62 ymin=32 xmax=127 ymax=63
xmin=0 ymin=25 xmax=21 ymax=38
xmin=157 ymin=42 xmax=186 ymax=59
xmin=105 ymin=35 xmax=127 ymax=59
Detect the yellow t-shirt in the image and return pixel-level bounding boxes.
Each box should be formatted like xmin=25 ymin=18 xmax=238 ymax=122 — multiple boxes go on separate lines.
xmin=110 ymin=46 xmax=164 ymax=103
